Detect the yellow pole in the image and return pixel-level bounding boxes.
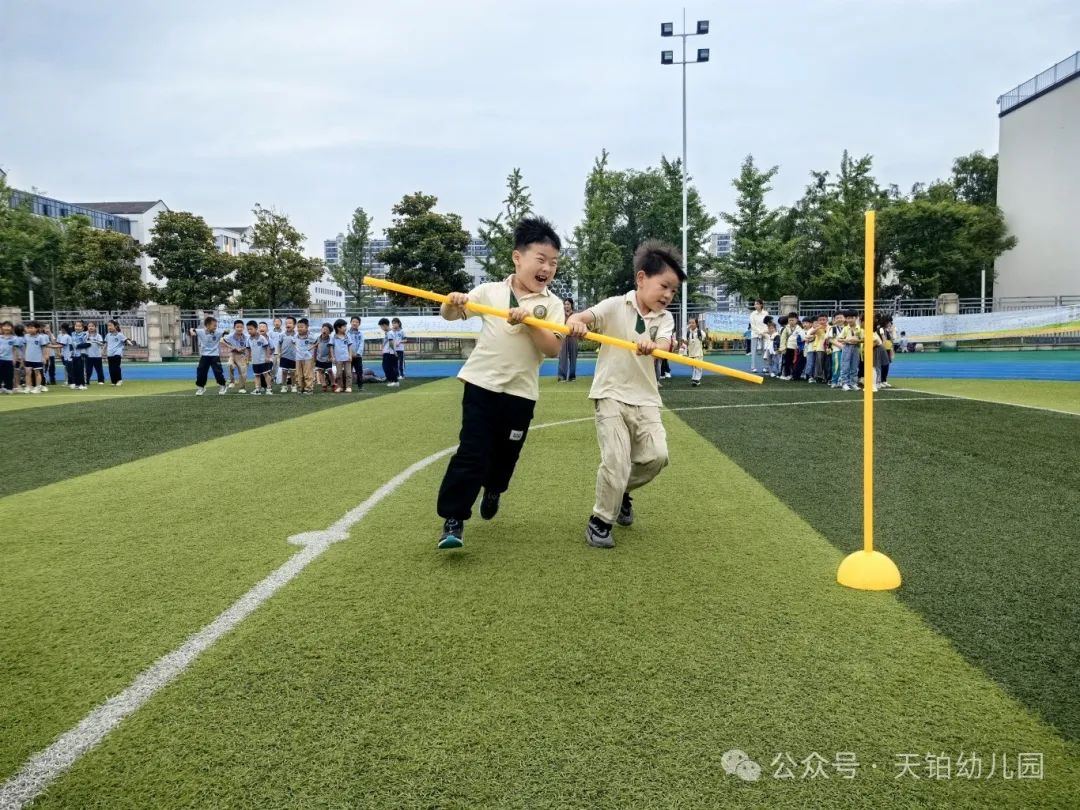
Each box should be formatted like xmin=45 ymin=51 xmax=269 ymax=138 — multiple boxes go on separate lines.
xmin=863 ymin=210 xmax=875 ymax=553
xmin=363 ymin=276 xmax=764 ymax=384
xmin=836 ymin=211 xmax=901 ymax=590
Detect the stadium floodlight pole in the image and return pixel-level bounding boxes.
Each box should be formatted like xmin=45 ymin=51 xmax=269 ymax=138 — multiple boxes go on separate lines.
xmin=661 ymin=11 xmax=709 ymax=333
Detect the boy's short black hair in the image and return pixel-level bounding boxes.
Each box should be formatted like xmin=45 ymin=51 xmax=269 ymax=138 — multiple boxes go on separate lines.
xmin=900 ymin=330 xmax=907 ymax=335
xmin=233 ymin=319 xmax=244 ymax=327
xmin=513 ymin=216 xmax=561 ymax=252
xmin=246 ymin=320 xmax=258 ymax=328
xmin=204 ymin=316 xmax=217 ymax=326
xmin=350 ymin=315 xmax=360 ymax=323
xmin=27 ymin=320 xmax=40 ymax=329
xmin=333 ymin=318 xmax=347 ymax=330
xmin=378 ymin=318 xmax=390 ymax=327
xmin=633 ymin=240 xmax=686 ymax=281
xmin=763 ymin=315 xmax=774 ymax=325
xmin=285 ymin=316 xmax=296 ymax=324
xmin=298 ymin=317 xmax=309 ymax=326
xmin=786 ymin=313 xmax=798 ymax=322
xmin=1 ymin=320 xmax=11 ymax=328
xmin=391 ymin=317 xmax=402 ymax=326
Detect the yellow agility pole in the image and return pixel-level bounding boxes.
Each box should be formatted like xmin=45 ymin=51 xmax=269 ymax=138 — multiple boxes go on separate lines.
xmin=363 ymin=276 xmax=764 ymax=384
xmin=837 ymin=211 xmax=901 ymax=591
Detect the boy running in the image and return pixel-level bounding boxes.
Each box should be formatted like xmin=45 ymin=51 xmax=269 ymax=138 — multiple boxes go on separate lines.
xmin=567 ymin=240 xmax=681 ymax=548
xmin=435 ymin=216 xmax=565 ymax=549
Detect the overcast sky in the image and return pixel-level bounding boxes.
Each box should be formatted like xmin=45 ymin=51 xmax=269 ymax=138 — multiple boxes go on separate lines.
xmin=2 ymin=0 xmax=1077 ymax=256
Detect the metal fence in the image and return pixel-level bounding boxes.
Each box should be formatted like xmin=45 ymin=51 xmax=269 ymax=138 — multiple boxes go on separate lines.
xmin=17 ymin=309 xmax=149 ymax=356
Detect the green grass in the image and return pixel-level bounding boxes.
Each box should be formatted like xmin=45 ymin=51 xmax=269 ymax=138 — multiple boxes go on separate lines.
xmin=0 ymin=382 xmax=409 ymax=497
xmin=894 ymin=378 xmax=1080 ymax=414
xmin=2 ymin=378 xmax=1078 ymax=807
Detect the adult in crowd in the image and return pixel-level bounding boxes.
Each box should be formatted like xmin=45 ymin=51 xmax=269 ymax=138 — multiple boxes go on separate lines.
xmin=557 ymin=298 xmax=579 ymax=382
xmin=749 ymin=299 xmax=769 ymax=372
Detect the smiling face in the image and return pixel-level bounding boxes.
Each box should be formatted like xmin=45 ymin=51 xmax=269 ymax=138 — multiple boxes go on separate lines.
xmin=635 ymin=266 xmax=680 ymax=313
xmin=512 ymin=242 xmax=559 ymax=294
xmin=86 ymin=323 xmax=96 ymax=334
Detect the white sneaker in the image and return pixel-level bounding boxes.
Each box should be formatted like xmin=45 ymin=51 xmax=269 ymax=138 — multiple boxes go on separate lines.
xmin=196 ymin=387 xmax=206 ymax=396
xmin=228 ymin=382 xmax=235 ymax=388
xmin=69 ymin=384 xmax=77 ymax=389
xmin=116 ymin=380 xmax=123 ymax=387
xmin=345 ymin=387 xmax=352 ymax=393
xmin=78 ymin=385 xmax=87 ymax=390
xmin=98 ymin=381 xmax=104 ymax=385
xmin=873 ymin=386 xmax=881 ymax=393
xmin=41 ymin=385 xmax=48 ymax=392
xmin=881 ymin=382 xmax=892 ymax=389
xmin=31 ymin=386 xmax=41 ymax=394
xmin=842 ymin=385 xmax=852 ymax=391
xmin=17 ymin=387 xmax=28 ymax=393
xmin=280 ymin=385 xmax=288 ymax=394
xmin=265 ymin=390 xmax=273 ymax=396
xmin=750 ymin=367 xmax=758 ymax=373
xmin=237 ymin=389 xmax=247 ymax=394
xmin=252 ymin=389 xmax=262 ymax=396
xmin=218 ymin=385 xmax=227 ymax=395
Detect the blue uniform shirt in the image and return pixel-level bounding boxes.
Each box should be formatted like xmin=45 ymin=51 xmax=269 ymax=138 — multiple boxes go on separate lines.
xmin=347 ymin=328 xmax=364 ymax=355
xmin=196 ymin=327 xmax=227 ymax=357
xmin=106 ymin=332 xmax=128 ymax=357
xmin=381 ymin=330 xmax=395 ymax=354
xmin=315 ymin=336 xmax=332 ymax=363
xmin=0 ymin=335 xmax=18 ymax=361
xmin=279 ymin=332 xmax=297 ymax=361
xmin=23 ymin=334 xmax=50 ymax=363
xmin=294 ymin=334 xmax=318 ymax=361
xmin=331 ymin=335 xmax=351 ymax=361
xmin=71 ymin=330 xmax=89 ymax=356
xmin=249 ymin=335 xmax=271 ymax=365
xmin=224 ymin=332 xmax=248 ymax=353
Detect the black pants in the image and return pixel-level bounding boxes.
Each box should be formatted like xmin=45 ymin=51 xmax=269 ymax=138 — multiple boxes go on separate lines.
xmin=0 ymin=359 xmax=13 ymax=391
xmin=85 ymin=356 xmax=105 ymax=383
xmin=437 ymin=382 xmax=536 ymax=521
xmin=196 ymin=356 xmax=226 ymax=387
xmin=108 ymin=355 xmax=123 ymax=384
xmin=880 ymin=362 xmax=890 ymax=383
xmin=781 ymin=348 xmax=795 ymax=377
xmin=351 ymin=356 xmax=364 ymax=387
xmin=70 ymin=354 xmax=85 ymax=386
xmin=62 ymin=359 xmax=72 ymax=383
xmin=381 ymin=353 xmax=399 ymax=383
xmin=793 ymin=350 xmax=806 ymax=381
xmin=397 ymin=350 xmax=405 ymax=377
xmin=44 ymin=356 xmax=57 ymax=384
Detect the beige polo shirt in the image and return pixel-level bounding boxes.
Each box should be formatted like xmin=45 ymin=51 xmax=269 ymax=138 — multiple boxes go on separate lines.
xmin=457 ymin=276 xmax=565 ymax=401
xmin=586 ymin=291 xmax=675 ymax=407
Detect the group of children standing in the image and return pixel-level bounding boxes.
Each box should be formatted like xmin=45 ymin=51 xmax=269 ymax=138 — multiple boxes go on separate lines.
xmin=0 ymin=319 xmax=133 ymax=394
xmin=189 ymin=315 xmax=407 ymax=396
xmin=760 ymin=311 xmax=896 ymax=391
xmin=434 ymin=216 xmax=682 ymax=552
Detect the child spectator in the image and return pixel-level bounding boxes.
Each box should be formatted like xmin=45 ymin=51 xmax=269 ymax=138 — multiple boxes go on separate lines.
xmin=392 ymin=317 xmax=407 ymax=379
xmin=293 ymin=318 xmax=319 ymax=395
xmin=330 ymin=318 xmax=353 ymax=393
xmin=877 ymin=314 xmax=894 ymax=389
xmin=21 ymin=321 xmax=52 ymax=393
xmin=278 ymin=316 xmax=298 ymax=393
xmin=315 ymin=322 xmax=334 ymax=392
xmin=69 ymin=320 xmax=88 ymax=390
xmin=84 ymin=322 xmax=106 ymax=385
xmin=249 ymin=321 xmax=273 ymax=395
xmin=347 ymin=316 xmax=364 ymax=390
xmin=54 ymin=323 xmax=73 ymax=387
xmin=763 ymin=317 xmax=780 ymax=378
xmin=0 ymin=321 xmax=19 ymax=394
xmin=806 ymin=314 xmax=828 ymax=383
xmin=268 ymin=318 xmax=284 ymax=385
xmin=838 ymin=311 xmax=863 ymax=391
xmin=828 ymin=313 xmax=846 ymax=388
xmin=105 ymin=320 xmax=133 ymax=386
xmin=685 ymin=318 xmax=706 ymax=387
xmin=189 ymin=316 xmax=229 ymax=395
xmin=224 ymin=320 xmax=249 ymax=393
xmin=378 ymin=318 xmax=400 ymax=388
xmin=557 ymin=298 xmax=579 ymax=382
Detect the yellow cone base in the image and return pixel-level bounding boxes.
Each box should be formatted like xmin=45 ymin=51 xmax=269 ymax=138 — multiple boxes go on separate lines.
xmin=837 ymin=550 xmax=902 ymax=591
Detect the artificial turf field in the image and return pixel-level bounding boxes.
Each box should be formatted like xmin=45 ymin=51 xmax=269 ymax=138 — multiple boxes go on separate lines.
xmin=1 ymin=374 xmax=1078 ymax=808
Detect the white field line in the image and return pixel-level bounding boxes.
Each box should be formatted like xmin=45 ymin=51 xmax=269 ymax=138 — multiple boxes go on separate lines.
xmin=892 ymin=386 xmax=1080 ymax=417
xmin=0 ymin=393 xmax=955 ymax=808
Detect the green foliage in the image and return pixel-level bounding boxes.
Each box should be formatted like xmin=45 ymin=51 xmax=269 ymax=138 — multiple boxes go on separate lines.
xmin=572 ymin=151 xmax=715 ymax=305
xmin=717 ymin=155 xmax=785 ymax=299
xmin=59 ymin=216 xmax=149 ymax=309
xmin=0 ymin=176 xmax=64 ymax=307
xmin=477 ymin=168 xmax=533 ymax=282
xmin=333 ymin=206 xmax=374 ymax=307
xmin=879 ymin=198 xmax=1016 ymax=297
xmin=378 ymin=192 xmax=470 ymax=305
xmin=146 ymin=211 xmax=235 ymax=308
xmin=950 ymin=151 xmax=999 ymax=207
xmin=234 ymin=204 xmax=323 ymax=309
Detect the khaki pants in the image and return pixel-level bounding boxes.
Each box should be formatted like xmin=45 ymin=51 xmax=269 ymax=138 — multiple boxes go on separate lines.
xmin=230 ymin=353 xmax=248 ymax=390
xmin=593 ymin=398 xmax=669 ymax=524
xmin=294 ymin=359 xmax=315 ymax=392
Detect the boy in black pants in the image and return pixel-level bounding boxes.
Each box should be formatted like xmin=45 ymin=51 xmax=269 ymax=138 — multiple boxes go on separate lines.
xmin=435 ymin=217 xmax=565 ymax=549
xmin=189 ymin=316 xmax=229 ymax=395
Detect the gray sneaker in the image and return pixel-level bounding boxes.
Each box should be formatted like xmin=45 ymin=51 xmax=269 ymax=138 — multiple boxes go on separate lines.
xmin=616 ymin=493 xmax=634 ymax=527
xmin=586 ymin=517 xmax=614 ymax=548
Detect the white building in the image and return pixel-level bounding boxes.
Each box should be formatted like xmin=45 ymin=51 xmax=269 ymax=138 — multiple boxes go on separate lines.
xmin=75 ymin=200 xmax=170 ymax=284
xmin=309 ymin=272 xmax=346 ymax=312
xmin=212 ymin=226 xmax=254 ymax=256
xmin=994 ymin=51 xmax=1080 ymax=299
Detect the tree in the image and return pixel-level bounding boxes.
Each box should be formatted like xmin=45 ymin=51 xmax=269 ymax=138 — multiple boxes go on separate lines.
xmin=572 ymin=150 xmax=623 ymax=305
xmin=878 ymin=198 xmax=1016 ymax=297
xmin=59 ymin=216 xmax=149 ymax=309
xmin=811 ymin=150 xmax=881 ymax=299
xmin=146 ymin=211 xmax=234 ymax=308
xmin=717 ymin=155 xmax=785 ymax=299
xmin=0 ymin=176 xmax=64 ymax=307
xmin=332 ymin=206 xmax=374 ymax=307
xmin=233 ymin=204 xmax=323 ymax=308
xmin=950 ymin=151 xmax=998 ymax=207
xmin=477 ymin=168 xmax=534 ymax=281
xmin=378 ymin=192 xmax=470 ymax=305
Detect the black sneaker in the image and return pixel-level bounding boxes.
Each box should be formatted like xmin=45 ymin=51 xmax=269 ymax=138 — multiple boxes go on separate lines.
xmin=586 ymin=516 xmax=614 ymax=548
xmin=438 ymin=519 xmax=464 ymax=550
xmin=480 ymin=490 xmax=500 ymax=520
xmin=617 ymin=493 xmax=634 ymax=527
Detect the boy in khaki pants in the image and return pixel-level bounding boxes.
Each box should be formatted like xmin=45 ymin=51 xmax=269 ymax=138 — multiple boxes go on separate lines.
xmin=567 ymin=240 xmax=683 ymax=548
xmin=293 ymin=317 xmax=318 ymax=395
